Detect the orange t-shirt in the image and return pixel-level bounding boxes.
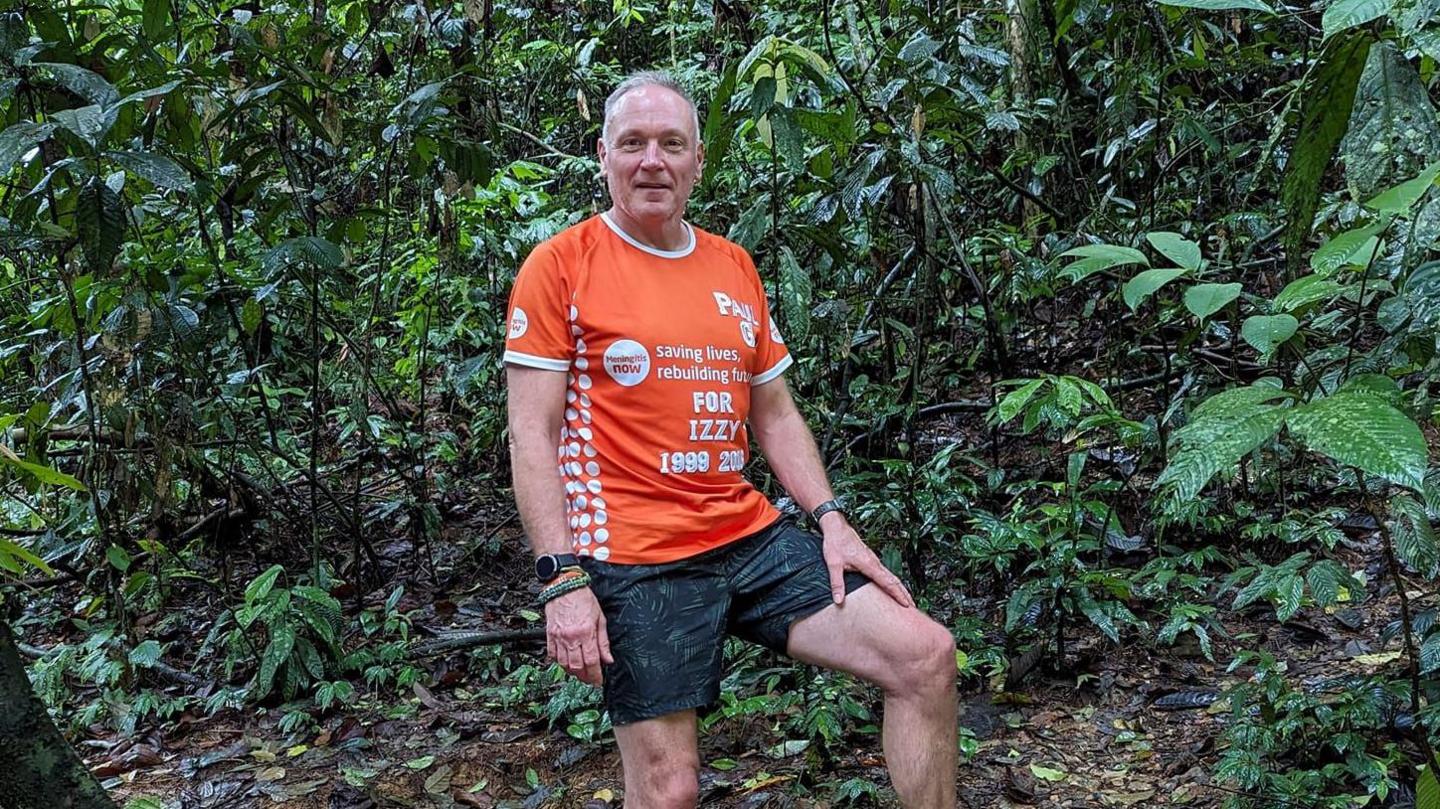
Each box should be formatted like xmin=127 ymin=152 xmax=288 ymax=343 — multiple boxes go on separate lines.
xmin=503 ymin=214 xmax=792 ymax=564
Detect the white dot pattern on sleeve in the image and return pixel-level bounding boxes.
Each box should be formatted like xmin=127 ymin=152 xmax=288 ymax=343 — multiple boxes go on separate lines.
xmin=564 ymin=306 xmax=614 ymax=557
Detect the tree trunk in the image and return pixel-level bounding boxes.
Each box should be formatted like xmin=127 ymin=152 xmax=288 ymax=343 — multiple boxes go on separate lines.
xmin=0 ymin=618 xmax=117 ymax=809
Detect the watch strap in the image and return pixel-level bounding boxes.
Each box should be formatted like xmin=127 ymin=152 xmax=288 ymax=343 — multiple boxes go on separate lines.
xmin=810 ymin=498 xmax=846 ymax=524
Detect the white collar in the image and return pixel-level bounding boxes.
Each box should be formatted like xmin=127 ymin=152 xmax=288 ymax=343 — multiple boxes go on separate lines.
xmin=600 ymin=212 xmax=696 ymax=259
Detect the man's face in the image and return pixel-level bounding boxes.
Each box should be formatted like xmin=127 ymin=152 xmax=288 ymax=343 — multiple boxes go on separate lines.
xmin=598 ymin=85 xmax=703 ymax=226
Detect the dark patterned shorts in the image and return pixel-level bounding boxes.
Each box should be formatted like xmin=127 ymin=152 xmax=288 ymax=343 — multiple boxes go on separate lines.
xmin=577 ymin=516 xmax=870 ymax=725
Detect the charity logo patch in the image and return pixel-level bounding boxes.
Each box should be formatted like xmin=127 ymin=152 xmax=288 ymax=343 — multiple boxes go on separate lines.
xmin=739 ymin=319 xmax=756 ymax=348
xmin=508 ymin=307 xmax=529 ymax=339
xmin=603 ymin=339 xmax=651 ymax=386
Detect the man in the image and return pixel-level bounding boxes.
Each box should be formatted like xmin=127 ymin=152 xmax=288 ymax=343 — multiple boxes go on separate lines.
xmin=503 ymin=71 xmax=957 ymax=808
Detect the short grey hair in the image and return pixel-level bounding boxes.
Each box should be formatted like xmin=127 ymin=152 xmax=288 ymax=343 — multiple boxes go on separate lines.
xmin=601 ymin=70 xmax=702 ymax=146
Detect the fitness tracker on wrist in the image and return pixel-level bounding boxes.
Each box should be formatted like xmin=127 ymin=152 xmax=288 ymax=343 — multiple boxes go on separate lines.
xmin=810 ymin=498 xmax=847 ymax=525
xmin=535 ymin=553 xmax=581 ymax=583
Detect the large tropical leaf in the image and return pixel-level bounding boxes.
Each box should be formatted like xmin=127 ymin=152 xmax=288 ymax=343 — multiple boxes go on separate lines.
xmin=1241 ymin=314 xmax=1299 ymax=356
xmin=108 ymin=150 xmax=192 ymax=191
xmin=1282 ymin=32 xmax=1372 ymax=276
xmin=1311 ymin=222 xmax=1383 ymax=273
xmin=1145 ymin=231 xmax=1203 ymax=271
xmin=1341 ymin=43 xmax=1440 ymax=200
xmin=0 ymin=122 xmax=55 ymax=175
xmin=1122 ymin=268 xmax=1188 ymax=310
xmin=1287 ymin=392 xmax=1427 ymax=489
xmin=0 ymin=445 xmax=87 ymax=491
xmin=34 ymin=62 xmax=119 ymax=107
xmin=76 ymin=176 xmax=125 ymax=274
xmin=1273 ymin=274 xmax=1349 ymax=312
xmin=1189 ymin=382 xmax=1291 ymax=422
xmin=1365 ymin=159 xmax=1440 ymax=214
xmin=1184 ymin=282 xmax=1242 ymax=319
xmin=1392 ymin=494 xmax=1439 ymax=577
xmin=263 ymin=236 xmax=343 ymax=272
xmin=1158 ymin=406 xmax=1287 ymax=501
xmin=1322 ymin=0 xmax=1392 ymax=37
xmin=142 ymin=0 xmax=172 ymax=41
xmin=1058 ymin=244 xmax=1149 ymax=282
xmin=702 ymin=60 xmax=738 ymax=189
xmin=1157 ymin=0 xmax=1274 ymax=11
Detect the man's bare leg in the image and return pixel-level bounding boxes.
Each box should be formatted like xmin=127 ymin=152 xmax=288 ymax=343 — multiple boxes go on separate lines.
xmin=786 ymin=585 xmax=958 ymax=808
xmin=613 ymin=709 xmax=701 ymax=809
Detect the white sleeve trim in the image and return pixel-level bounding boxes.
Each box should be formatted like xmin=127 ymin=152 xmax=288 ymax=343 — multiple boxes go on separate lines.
xmin=503 ymin=350 xmax=570 ymax=372
xmin=751 ymin=354 xmax=793 ymax=386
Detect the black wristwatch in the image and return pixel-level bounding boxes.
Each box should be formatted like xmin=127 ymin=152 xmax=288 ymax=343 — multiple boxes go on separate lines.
xmin=810 ymin=498 xmax=847 ymax=525
xmin=535 ymin=553 xmax=581 ymax=583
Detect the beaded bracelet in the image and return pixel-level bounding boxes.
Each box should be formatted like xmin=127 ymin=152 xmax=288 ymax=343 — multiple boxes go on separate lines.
xmin=538 ymin=570 xmax=592 ymax=604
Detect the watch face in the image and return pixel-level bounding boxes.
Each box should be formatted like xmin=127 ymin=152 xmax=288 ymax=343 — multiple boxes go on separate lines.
xmin=536 ymin=556 xmax=557 ymax=581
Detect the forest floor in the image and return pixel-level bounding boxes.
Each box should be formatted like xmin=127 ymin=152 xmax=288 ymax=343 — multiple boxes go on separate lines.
xmin=81 ymin=502 xmax=1412 ymax=809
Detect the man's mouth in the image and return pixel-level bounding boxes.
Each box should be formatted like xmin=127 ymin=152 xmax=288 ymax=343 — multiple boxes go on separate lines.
xmin=635 ymin=182 xmax=670 ymax=190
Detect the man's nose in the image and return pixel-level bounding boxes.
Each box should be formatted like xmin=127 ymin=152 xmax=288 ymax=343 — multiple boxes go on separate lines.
xmin=640 ymin=141 xmax=664 ymax=167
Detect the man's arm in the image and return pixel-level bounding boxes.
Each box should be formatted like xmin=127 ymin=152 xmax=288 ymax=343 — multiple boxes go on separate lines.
xmin=506 ymin=365 xmax=612 ymax=684
xmin=748 ymin=375 xmax=914 ymax=608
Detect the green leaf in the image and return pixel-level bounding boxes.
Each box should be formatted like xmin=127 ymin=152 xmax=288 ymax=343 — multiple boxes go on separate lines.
xmin=106 ymin=544 xmax=131 ymax=572
xmin=777 ymin=246 xmax=811 ymax=341
xmin=1311 ymin=223 xmax=1383 ymax=274
xmin=701 ymin=61 xmax=738 ymax=189
xmin=1029 ymin=763 xmax=1068 ymax=782
xmin=406 ymin=755 xmax=436 ymax=770
xmin=1419 ymin=763 xmax=1440 ymax=809
xmin=256 ymin=624 xmax=295 ymax=697
xmin=995 ymin=378 xmax=1047 ymax=424
xmin=0 ymin=539 xmax=54 ymax=576
xmin=1184 ymin=282 xmax=1242 ymax=319
xmin=1273 ymin=274 xmax=1349 ymax=312
xmin=1392 ymin=494 xmax=1438 ymax=577
xmin=1275 ymin=574 xmax=1304 ymax=621
xmin=0 ymin=451 xmax=87 ymax=490
xmin=129 ymin=640 xmax=162 ymax=668
xmin=1288 ymin=392 xmax=1427 ymax=489
xmin=142 ymin=0 xmax=171 ymax=41
xmin=0 ymin=122 xmax=55 ymax=175
xmin=1323 ymin=0 xmax=1392 ymax=38
xmin=1281 ymin=33 xmax=1372 ymax=276
xmin=1122 ymin=268 xmax=1188 ymax=310
xmin=1145 ymin=231 xmax=1203 ymax=271
xmin=1058 ymin=244 xmax=1149 ymax=282
xmin=1240 ymin=314 xmax=1299 ymax=356
xmin=1365 ymin=159 xmax=1440 ymax=214
xmin=50 ymin=104 xmax=114 ymax=146
xmin=897 ymin=30 xmax=942 ymax=63
xmin=264 ymin=236 xmax=343 ymax=272
xmin=1157 ymin=0 xmax=1274 ymax=10
xmin=34 ymin=63 xmax=119 ymax=107
xmin=108 ymin=150 xmax=192 ymax=191
xmin=1190 ymin=382 xmax=1290 ymax=421
xmin=1158 ymin=406 xmax=1287 ymax=501
xmin=1341 ymin=43 xmax=1440 ymax=199
xmin=77 ymin=176 xmax=126 ymax=274
xmin=245 ymin=564 xmax=284 ymax=604
xmin=241 ymin=299 xmax=263 ymax=335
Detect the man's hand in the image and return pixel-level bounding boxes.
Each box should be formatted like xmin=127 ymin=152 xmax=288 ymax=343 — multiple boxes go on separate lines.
xmin=819 ymin=513 xmax=915 ymax=608
xmin=544 ymin=586 xmax=614 ymax=685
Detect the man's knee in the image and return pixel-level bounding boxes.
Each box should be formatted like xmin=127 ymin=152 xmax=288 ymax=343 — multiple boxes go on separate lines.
xmin=626 ymin=748 xmax=700 ymax=808
xmin=893 ymin=617 xmax=957 ymax=697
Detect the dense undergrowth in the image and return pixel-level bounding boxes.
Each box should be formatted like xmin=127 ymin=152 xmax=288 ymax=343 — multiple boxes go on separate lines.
xmin=2 ymin=0 xmax=1440 ymax=805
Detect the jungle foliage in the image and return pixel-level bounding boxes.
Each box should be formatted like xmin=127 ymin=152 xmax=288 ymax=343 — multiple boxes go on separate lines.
xmin=2 ymin=0 xmax=1440 ymax=805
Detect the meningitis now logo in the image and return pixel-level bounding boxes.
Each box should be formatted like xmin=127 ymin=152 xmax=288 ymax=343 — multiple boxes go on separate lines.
xmin=603 ymin=339 xmax=650 ymax=386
